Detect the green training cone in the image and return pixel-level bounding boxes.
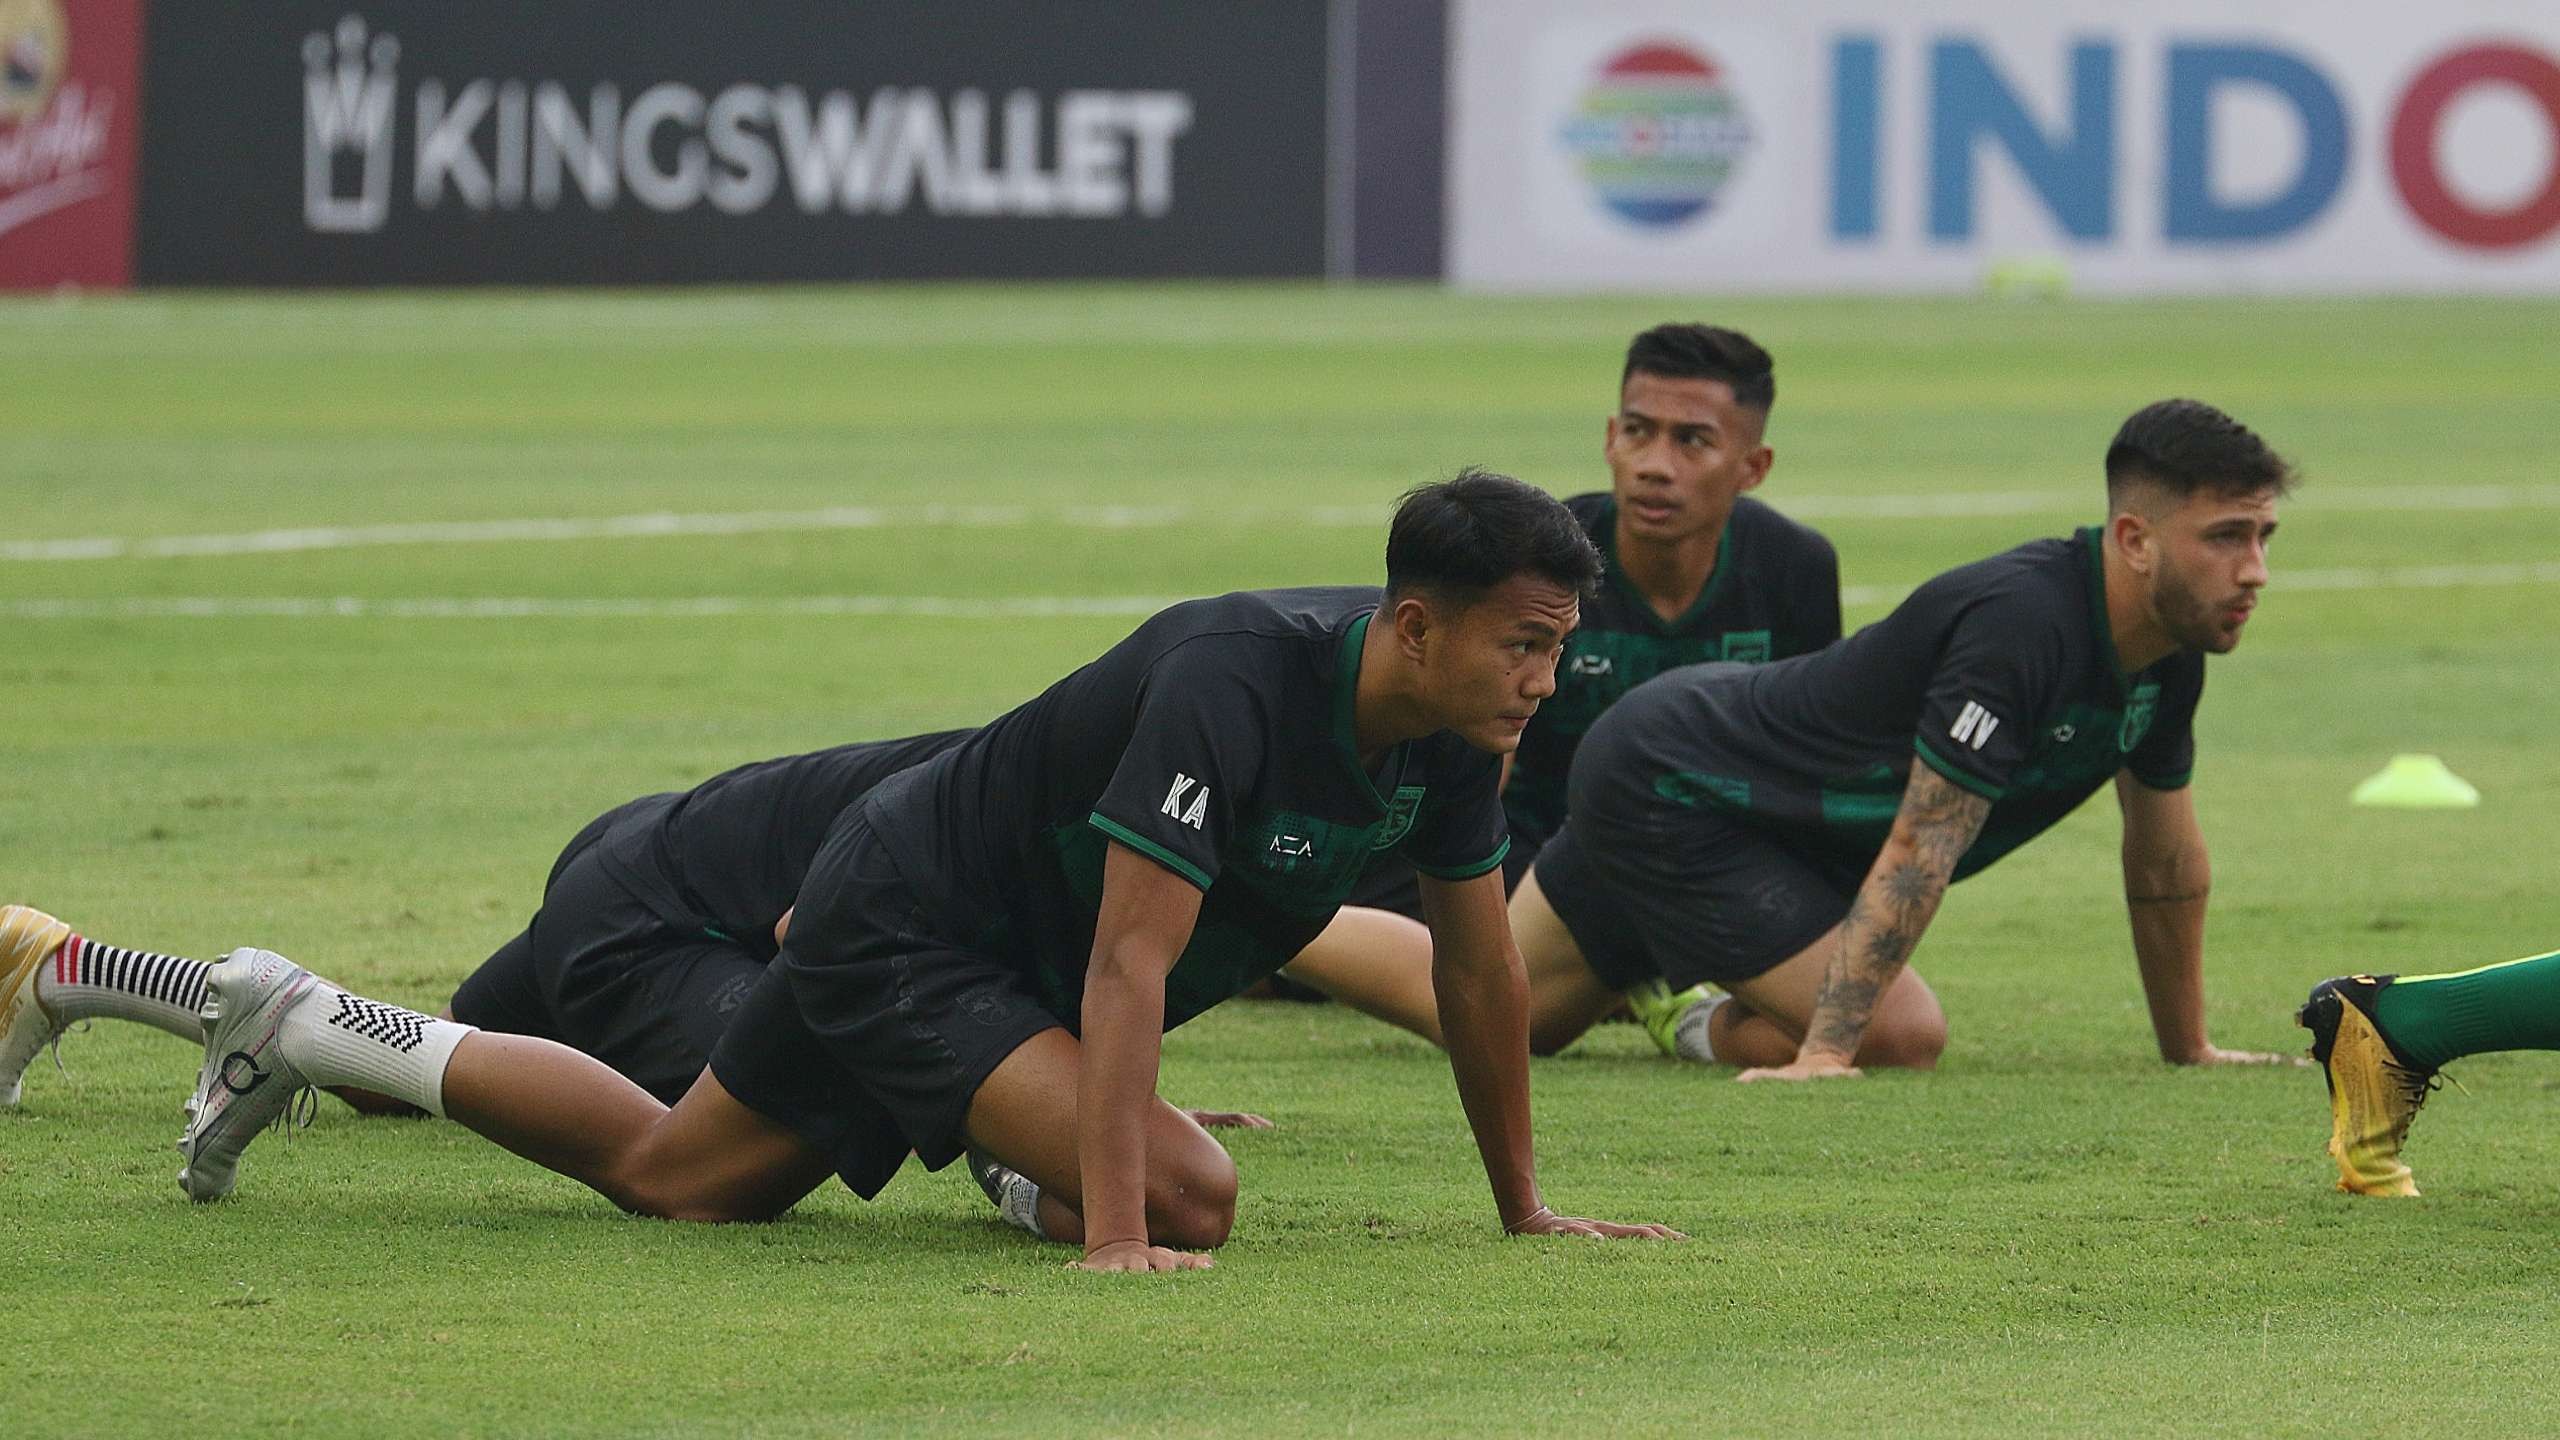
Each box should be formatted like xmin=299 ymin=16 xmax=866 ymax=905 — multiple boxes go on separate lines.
xmin=2350 ymin=753 xmax=2481 ymax=809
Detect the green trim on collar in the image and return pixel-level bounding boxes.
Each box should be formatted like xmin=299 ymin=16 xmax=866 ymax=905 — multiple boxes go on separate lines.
xmin=2076 ymin=525 xmax=2131 ymax=696
xmin=1332 ymin=610 xmax=1402 ymax=808
xmin=1599 ymin=495 xmax=1735 ymax=634
xmin=1088 ymin=813 xmax=1214 ymax=892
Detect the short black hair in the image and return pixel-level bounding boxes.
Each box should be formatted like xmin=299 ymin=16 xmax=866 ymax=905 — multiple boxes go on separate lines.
xmin=2104 ymin=399 xmax=2297 ymax=505
xmin=1621 ymin=323 xmax=1775 ymax=415
xmin=1385 ymin=468 xmax=1603 ymax=604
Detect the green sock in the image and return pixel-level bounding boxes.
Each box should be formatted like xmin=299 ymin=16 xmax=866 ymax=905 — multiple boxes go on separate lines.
xmin=2371 ymin=949 xmax=2560 ymax=1070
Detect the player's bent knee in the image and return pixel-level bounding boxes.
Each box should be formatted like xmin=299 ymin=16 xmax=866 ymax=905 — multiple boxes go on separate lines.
xmin=1860 ymin=1012 xmax=1948 ymax=1070
xmin=597 ymin=1139 xmax=793 ymax=1224
xmin=1151 ymin=1136 xmax=1240 ymax=1249
xmin=1527 ymin=1023 xmax=1579 ymax=1058
xmin=603 ymin=1166 xmax=788 ymax=1224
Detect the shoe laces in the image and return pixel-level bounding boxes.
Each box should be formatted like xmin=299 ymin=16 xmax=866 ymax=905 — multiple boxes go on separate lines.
xmin=42 ymin=1018 xmax=89 ymax=1081
xmin=2382 ymin=1062 xmax=2451 ymax=1145
xmin=274 ymin=1082 xmax=318 ymax=1136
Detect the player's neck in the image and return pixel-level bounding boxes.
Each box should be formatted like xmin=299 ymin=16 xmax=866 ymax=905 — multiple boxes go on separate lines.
xmin=2098 ymin=538 xmax=2178 ymax=672
xmin=1612 ymin=514 xmax=1721 ymax=623
xmin=1352 ymin=610 xmax=1439 ymax=763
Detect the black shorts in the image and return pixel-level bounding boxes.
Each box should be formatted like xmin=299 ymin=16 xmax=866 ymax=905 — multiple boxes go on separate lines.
xmin=1342 ymin=839 xmax=1542 ymax=920
xmin=1532 ymin=809 xmax=1854 ymax=993
xmin=707 ymin=807 xmax=1063 ymax=1200
xmin=449 ymin=795 xmax=767 ymax=1105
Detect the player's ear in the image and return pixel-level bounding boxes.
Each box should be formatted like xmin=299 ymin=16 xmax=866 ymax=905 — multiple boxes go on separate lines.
xmin=1741 ymin=442 xmax=1774 ymax=491
xmin=2109 ymin=507 xmax=2157 ymax=575
xmin=1390 ymin=594 xmax=1436 ymax=662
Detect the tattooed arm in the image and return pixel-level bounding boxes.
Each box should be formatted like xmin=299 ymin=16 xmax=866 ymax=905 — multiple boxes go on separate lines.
xmin=2116 ymin=775 xmax=2287 ymax=1065
xmin=1739 ymin=763 xmax=1990 ymax=1082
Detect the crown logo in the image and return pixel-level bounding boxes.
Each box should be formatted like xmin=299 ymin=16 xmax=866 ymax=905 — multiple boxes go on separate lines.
xmin=302 ymin=14 xmax=398 ymax=232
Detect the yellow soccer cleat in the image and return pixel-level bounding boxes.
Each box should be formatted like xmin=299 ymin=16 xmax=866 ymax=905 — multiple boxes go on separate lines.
xmin=2299 ymin=974 xmax=2436 ymax=1197
xmin=1625 ymin=978 xmax=1712 ymax=1059
xmin=1 ymin=904 xmax=75 ymax=1107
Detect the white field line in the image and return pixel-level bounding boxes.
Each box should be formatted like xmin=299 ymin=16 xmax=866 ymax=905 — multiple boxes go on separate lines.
xmin=6 ymin=561 xmax=2558 ymax=622
xmin=8 ymin=484 xmax=2560 ymax=563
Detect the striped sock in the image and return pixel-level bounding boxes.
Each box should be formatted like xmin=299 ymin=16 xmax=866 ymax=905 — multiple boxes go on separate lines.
xmin=34 ymin=933 xmax=209 ymax=1041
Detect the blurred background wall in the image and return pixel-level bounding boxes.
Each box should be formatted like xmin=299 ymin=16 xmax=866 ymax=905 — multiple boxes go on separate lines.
xmin=5 ymin=0 xmax=2557 ymax=292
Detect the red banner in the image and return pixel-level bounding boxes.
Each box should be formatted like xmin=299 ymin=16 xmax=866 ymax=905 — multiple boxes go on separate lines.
xmin=0 ymin=0 xmax=141 ymax=289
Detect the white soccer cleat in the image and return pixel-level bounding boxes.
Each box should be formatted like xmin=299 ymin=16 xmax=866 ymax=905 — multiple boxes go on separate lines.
xmin=0 ymin=905 xmax=74 ymax=1107
xmin=177 ymin=948 xmax=320 ymax=1201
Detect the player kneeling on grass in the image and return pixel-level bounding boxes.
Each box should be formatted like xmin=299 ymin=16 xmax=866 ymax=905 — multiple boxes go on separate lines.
xmin=2 ymin=733 xmax=1279 ymax=1133
xmin=152 ymin=471 xmax=1681 ymax=1271
xmin=1265 ymin=400 xmax=2301 ymax=1080
xmin=1281 ymin=321 xmax=1843 ymax=1027
xmin=0 ymin=733 xmax=969 ymax=1116
xmin=2301 ymin=949 xmax=2560 ymax=1197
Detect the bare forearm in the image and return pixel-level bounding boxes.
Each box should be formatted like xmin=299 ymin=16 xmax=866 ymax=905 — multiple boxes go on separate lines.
xmin=2116 ymin=776 xmax=2219 ymax=1062
xmin=1798 ymin=769 xmax=1987 ymax=1063
xmin=1077 ymin=958 xmax=1169 ymax=1249
xmin=2125 ymin=853 xmax=2212 ymax=1061
xmin=1802 ymin=848 xmax=1949 ymax=1062
xmin=1434 ymin=948 xmax=1542 ymax=1225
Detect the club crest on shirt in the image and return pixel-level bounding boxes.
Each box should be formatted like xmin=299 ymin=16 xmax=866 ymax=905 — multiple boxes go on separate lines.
xmin=1372 ymin=786 xmax=1425 ymax=851
xmin=2119 ymin=683 xmax=2159 ymax=752
xmin=1718 ymin=630 xmax=1772 ymax=664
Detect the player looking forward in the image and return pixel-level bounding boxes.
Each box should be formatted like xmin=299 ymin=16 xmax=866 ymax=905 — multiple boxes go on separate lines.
xmin=1286 ymin=322 xmax=1840 ymax=1024
xmin=163 ymin=471 xmax=1682 ymax=1270
xmin=1283 ymin=400 xmax=2301 ymax=1079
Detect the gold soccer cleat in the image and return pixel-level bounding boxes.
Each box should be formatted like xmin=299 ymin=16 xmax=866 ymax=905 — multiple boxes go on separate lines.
xmin=2299 ymin=974 xmax=2435 ymax=1197
xmin=1 ymin=905 xmax=75 ymax=1106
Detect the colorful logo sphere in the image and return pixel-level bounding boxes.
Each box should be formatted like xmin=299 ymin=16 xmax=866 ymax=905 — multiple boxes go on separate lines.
xmin=1558 ymin=41 xmax=1753 ymax=229
xmin=0 ymin=0 xmax=65 ymax=126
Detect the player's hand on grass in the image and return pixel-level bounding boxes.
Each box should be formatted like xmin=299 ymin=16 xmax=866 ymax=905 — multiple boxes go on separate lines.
xmin=1735 ymin=1055 xmax=1865 ymax=1083
xmin=1073 ymin=1238 xmax=1215 ymax=1273
xmin=1182 ymin=1108 xmax=1274 ymax=1129
xmin=1504 ymin=1206 xmax=1687 ymax=1241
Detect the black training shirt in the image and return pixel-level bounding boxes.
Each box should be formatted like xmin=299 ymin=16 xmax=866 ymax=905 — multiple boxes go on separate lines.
xmin=596 ymin=729 xmax=977 ymax=954
xmin=1581 ymin=527 xmax=2201 ymax=884
xmin=858 ymin=587 xmax=1511 ymax=1027
xmin=1504 ymin=492 xmax=1841 ymax=849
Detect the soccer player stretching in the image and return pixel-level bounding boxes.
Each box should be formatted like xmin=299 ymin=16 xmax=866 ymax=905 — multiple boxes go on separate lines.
xmin=158 ymin=472 xmax=1680 ymax=1270
xmin=1264 ymin=400 xmax=2300 ymax=1078
xmin=1285 ymin=323 xmax=1841 ymax=1029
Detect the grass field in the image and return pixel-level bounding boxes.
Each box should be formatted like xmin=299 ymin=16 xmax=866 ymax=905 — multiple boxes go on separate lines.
xmin=4 ymin=286 xmax=2558 ymax=1438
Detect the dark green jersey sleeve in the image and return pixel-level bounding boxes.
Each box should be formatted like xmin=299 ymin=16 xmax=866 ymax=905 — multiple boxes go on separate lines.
xmin=1087 ymin=639 xmax=1271 ymax=892
xmin=1910 ymin=591 xmax=2068 ymax=800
